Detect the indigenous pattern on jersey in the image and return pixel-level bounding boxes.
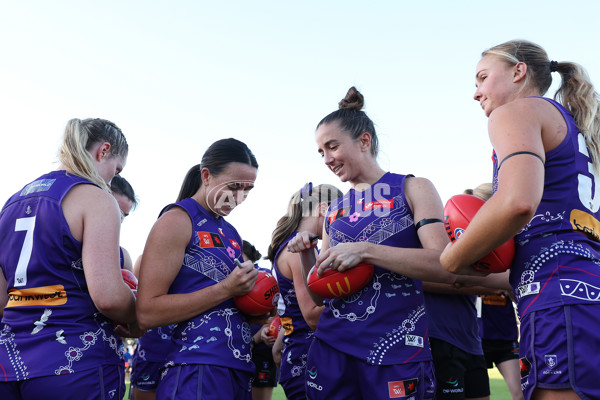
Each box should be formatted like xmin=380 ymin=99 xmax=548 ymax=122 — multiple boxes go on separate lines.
xmin=133 ymin=325 xmax=174 ymax=363
xmin=273 ymin=233 xmax=315 ymax=389
xmin=492 ymin=97 xmax=600 ymax=317
xmin=161 ymin=198 xmax=254 ymax=373
xmin=319 ymin=172 xmax=432 ymax=365
xmin=424 ymin=293 xmax=483 ymax=355
xmin=0 ymin=171 xmax=124 ymax=381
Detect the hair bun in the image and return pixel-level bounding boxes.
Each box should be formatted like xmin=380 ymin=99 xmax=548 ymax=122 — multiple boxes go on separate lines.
xmin=338 ymin=86 xmax=364 ymax=111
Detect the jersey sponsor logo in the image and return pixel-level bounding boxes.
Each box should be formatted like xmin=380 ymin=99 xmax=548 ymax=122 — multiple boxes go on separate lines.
xmin=229 ymin=239 xmax=241 ymax=249
xmin=307 ymin=366 xmax=318 ymax=379
xmin=405 ymin=334 xmax=424 ymax=348
xmin=363 ymin=199 xmax=393 ymax=211
xmin=482 ymin=294 xmax=508 ymax=306
xmin=327 ymin=208 xmax=348 ymax=224
xmin=306 ymin=380 xmax=323 ymax=391
xmin=20 ymin=179 xmax=56 ymax=196
xmin=6 ymin=285 xmax=67 ymax=307
xmin=197 ymin=232 xmax=225 ymax=248
xmin=441 ymin=377 xmax=463 ymax=394
xmin=388 ymin=378 xmax=418 ymax=398
xmin=571 ymin=209 xmax=600 ymax=242
xmin=281 ymin=316 xmax=293 ymax=335
xmin=517 ymin=282 xmax=540 ymax=297
xmin=520 ymin=357 xmax=531 ymax=379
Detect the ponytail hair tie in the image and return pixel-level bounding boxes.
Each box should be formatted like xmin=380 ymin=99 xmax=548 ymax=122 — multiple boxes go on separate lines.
xmin=549 ymin=60 xmax=559 ymax=72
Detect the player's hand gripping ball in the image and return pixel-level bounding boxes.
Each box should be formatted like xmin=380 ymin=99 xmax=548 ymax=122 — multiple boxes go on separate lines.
xmin=443 ymin=194 xmax=515 ymax=273
xmin=307 ymin=262 xmax=375 ymax=298
xmin=234 ymin=271 xmax=280 ymax=316
xmin=268 ymin=315 xmax=281 ymax=339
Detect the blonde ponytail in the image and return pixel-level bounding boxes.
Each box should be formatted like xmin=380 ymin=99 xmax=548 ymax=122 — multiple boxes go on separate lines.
xmin=58 ymin=118 xmax=128 ymax=191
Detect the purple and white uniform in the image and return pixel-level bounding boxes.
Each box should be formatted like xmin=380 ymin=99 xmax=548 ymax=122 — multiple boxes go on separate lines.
xmin=305 ymin=173 xmax=436 ymax=399
xmin=159 ymin=198 xmax=254 ymax=377
xmin=273 ymin=233 xmax=315 ymax=399
xmin=130 ymin=325 xmax=174 ymax=392
xmin=319 ymin=172 xmax=431 ymax=365
xmin=0 ymin=171 xmax=124 ymax=381
xmin=493 ymin=97 xmax=600 ymax=399
xmin=494 ymin=98 xmax=600 ymax=316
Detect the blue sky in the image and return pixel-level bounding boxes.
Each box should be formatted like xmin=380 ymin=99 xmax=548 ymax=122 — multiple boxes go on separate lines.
xmin=1 ymin=1 xmax=599 ymax=264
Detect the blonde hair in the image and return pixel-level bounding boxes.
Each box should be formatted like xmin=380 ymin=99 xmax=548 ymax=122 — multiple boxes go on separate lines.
xmin=483 ymin=40 xmax=600 ymax=171
xmin=267 ymin=184 xmax=342 ymax=262
xmin=464 ymin=183 xmax=493 ymax=202
xmin=59 ymin=118 xmax=128 ymax=191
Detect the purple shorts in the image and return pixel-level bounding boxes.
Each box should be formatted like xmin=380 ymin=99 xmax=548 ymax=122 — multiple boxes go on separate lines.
xmin=0 ymin=364 xmax=125 ymax=400
xmin=280 ymin=337 xmax=312 ymax=399
xmin=157 ymin=364 xmax=253 ymax=400
xmin=305 ymin=338 xmax=435 ymax=400
xmin=520 ymin=304 xmax=600 ymax=400
xmin=130 ymin=359 xmax=164 ymax=392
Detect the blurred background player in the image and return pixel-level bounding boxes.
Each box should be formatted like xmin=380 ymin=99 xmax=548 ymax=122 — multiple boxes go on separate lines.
xmin=268 ymin=183 xmax=342 ymax=399
xmin=110 ymin=174 xmax=138 ymax=272
xmin=242 ymin=240 xmax=279 ymax=400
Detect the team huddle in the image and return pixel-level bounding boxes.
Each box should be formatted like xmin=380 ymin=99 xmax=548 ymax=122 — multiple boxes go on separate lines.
xmin=1 ymin=39 xmax=600 ymax=400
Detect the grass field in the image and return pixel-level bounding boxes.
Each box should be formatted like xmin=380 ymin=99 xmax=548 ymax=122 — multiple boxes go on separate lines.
xmin=125 ymin=367 xmax=513 ymax=399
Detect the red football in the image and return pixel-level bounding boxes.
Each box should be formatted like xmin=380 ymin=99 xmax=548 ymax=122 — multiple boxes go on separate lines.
xmin=307 ymin=262 xmax=375 ymax=299
xmin=121 ymin=269 xmax=138 ymax=297
xmin=443 ymin=194 xmax=515 ymax=273
xmin=234 ymin=271 xmax=280 ymax=316
xmin=267 ymin=315 xmax=281 ymax=338
xmin=115 ymin=269 xmax=139 ymax=329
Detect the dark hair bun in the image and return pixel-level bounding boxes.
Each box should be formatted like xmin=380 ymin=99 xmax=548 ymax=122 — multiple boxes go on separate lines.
xmin=338 ymin=86 xmax=364 ymax=111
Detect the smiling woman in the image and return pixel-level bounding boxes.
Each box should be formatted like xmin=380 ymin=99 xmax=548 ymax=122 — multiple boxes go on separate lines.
xmin=135 ymin=138 xmax=262 ymax=400
xmin=441 ymin=39 xmax=600 ymax=400
xmin=288 ymin=87 xmax=461 ymax=400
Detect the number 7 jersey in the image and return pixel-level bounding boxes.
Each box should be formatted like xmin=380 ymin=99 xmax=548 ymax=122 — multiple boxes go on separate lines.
xmin=0 ymin=171 xmax=124 ymax=381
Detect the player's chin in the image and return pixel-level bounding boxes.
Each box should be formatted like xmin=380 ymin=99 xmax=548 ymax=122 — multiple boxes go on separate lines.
xmin=216 ymin=206 xmax=234 ymax=216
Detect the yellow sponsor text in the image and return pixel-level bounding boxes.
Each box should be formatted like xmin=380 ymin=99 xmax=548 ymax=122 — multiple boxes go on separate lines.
xmin=6 ymin=285 xmax=67 ymax=307
xmin=571 ymin=209 xmax=600 ymax=242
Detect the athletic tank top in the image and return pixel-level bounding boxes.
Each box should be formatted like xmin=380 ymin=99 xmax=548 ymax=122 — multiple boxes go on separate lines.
xmin=492 ymin=97 xmax=600 ymax=315
xmin=0 ymin=171 xmax=124 ymax=380
xmin=162 ymin=198 xmax=254 ymax=373
xmin=317 ymin=172 xmax=432 ymax=365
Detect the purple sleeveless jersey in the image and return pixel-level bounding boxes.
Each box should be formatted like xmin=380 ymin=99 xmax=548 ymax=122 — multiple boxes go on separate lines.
xmin=0 ymin=171 xmax=124 ymax=381
xmin=132 ymin=324 xmax=174 ymax=364
xmin=318 ymin=172 xmax=432 ymax=365
xmin=273 ymin=233 xmax=315 ymax=392
xmin=161 ymin=198 xmax=254 ymax=373
xmin=492 ymin=97 xmax=600 ymax=317
xmin=424 ymin=293 xmax=483 ymax=355
xmin=477 ymin=294 xmax=518 ymax=341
